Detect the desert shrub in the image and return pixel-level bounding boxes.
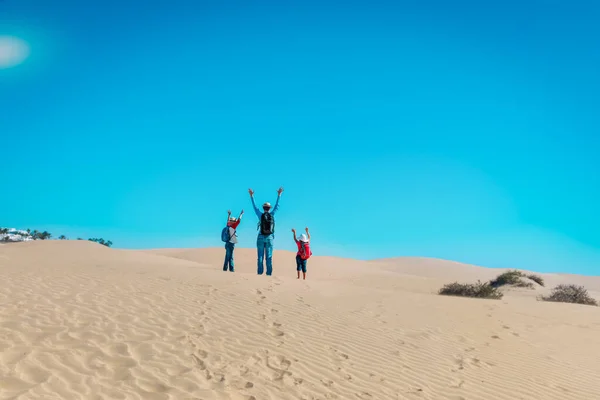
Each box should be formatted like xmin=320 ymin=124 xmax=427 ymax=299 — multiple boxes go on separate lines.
xmin=540 ymin=284 xmax=598 ymax=306
xmin=514 ymin=280 xmax=534 ymax=289
xmin=490 ymin=270 xmax=534 ymax=288
xmin=439 ymin=281 xmax=503 ymax=300
xmin=490 ymin=270 xmax=524 ymax=286
xmin=526 ymin=274 xmax=545 ymax=287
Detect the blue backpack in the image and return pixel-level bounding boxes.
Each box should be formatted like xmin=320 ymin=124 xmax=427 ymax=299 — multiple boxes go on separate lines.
xmin=221 ymin=226 xmax=231 ymax=242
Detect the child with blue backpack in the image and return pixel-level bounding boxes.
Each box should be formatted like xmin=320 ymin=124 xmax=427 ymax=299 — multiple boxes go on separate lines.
xmin=221 ymin=209 xmax=243 ymax=272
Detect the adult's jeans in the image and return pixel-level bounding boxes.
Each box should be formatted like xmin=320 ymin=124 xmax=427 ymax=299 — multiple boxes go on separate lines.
xmin=256 ymin=234 xmax=274 ymax=275
xmin=223 ymin=242 xmax=235 ymax=272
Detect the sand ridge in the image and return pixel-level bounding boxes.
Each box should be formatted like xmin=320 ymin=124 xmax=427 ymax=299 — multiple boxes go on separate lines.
xmin=1 ymin=241 xmax=599 ymax=399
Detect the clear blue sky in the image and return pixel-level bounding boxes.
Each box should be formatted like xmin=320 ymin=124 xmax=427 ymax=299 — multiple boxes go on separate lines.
xmin=1 ymin=0 xmax=599 ymax=275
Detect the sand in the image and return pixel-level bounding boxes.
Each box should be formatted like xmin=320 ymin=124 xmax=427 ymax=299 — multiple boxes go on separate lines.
xmin=1 ymin=241 xmax=599 ymax=400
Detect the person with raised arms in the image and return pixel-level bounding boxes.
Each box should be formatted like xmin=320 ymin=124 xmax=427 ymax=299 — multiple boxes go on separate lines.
xmin=292 ymin=227 xmax=312 ymax=280
xmin=248 ymin=187 xmax=283 ymax=276
xmin=221 ymin=209 xmax=243 ymax=272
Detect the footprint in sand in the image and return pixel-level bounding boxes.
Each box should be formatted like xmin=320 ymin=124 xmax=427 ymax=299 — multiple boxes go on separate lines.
xmin=267 ymin=354 xmax=292 ymax=370
xmin=329 ymin=346 xmax=349 ymax=361
xmin=195 ymin=350 xmax=208 ymax=358
xmin=450 ymin=378 xmax=465 ymax=389
xmin=266 ymin=354 xmax=293 ymax=381
xmin=269 ymin=328 xmax=284 ymax=337
xmin=238 ymin=365 xmax=250 ymax=378
xmin=191 ymin=354 xmax=207 ymax=370
xmin=321 ymin=378 xmax=334 ymax=387
xmin=453 ymin=354 xmax=494 ymax=371
xmin=368 ymin=372 xmax=385 ymax=383
xmin=255 ymin=291 xmax=267 ymax=304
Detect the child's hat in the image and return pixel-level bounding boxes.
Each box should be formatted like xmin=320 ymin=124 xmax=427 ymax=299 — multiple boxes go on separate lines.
xmin=263 ymin=202 xmax=271 ymax=208
xmin=299 ymin=233 xmax=308 ymax=242
xmin=228 ymin=216 xmax=237 ymax=221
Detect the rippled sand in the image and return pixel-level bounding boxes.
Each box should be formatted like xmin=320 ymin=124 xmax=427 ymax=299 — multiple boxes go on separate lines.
xmin=1 ymin=241 xmax=599 ymax=400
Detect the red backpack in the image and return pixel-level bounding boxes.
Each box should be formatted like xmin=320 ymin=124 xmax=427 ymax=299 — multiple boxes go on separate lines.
xmin=299 ymin=241 xmax=312 ymax=260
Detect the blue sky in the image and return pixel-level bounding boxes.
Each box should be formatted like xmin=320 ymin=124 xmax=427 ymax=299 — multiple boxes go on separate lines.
xmin=1 ymin=0 xmax=599 ymax=275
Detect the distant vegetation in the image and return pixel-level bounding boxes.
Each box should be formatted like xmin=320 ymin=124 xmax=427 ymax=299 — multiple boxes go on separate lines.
xmin=439 ymin=269 xmax=599 ymax=307
xmin=439 ymin=280 xmax=504 ymax=300
xmin=439 ymin=269 xmax=546 ymax=300
xmin=540 ymin=284 xmax=598 ymax=307
xmin=88 ymin=238 xmax=113 ymax=247
xmin=0 ymin=227 xmax=112 ymax=247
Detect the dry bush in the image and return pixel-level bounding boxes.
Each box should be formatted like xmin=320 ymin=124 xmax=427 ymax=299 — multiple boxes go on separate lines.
xmin=439 ymin=281 xmax=503 ymax=300
xmin=490 ymin=270 xmax=534 ymax=289
xmin=526 ymin=274 xmax=545 ymax=287
xmin=540 ymin=284 xmax=598 ymax=306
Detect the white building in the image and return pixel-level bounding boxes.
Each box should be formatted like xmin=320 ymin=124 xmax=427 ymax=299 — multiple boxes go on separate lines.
xmin=0 ymin=228 xmax=34 ymax=242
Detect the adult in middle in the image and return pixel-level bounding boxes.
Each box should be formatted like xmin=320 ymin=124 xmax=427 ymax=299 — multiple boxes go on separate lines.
xmin=248 ymin=187 xmax=283 ymax=276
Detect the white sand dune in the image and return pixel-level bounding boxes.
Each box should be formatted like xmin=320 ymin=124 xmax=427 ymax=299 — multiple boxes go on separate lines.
xmin=1 ymin=241 xmax=599 ymax=400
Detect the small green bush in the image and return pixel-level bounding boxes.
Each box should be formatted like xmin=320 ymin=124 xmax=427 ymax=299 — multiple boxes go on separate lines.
xmin=439 ymin=280 xmax=503 ymax=300
xmin=540 ymin=284 xmax=598 ymax=306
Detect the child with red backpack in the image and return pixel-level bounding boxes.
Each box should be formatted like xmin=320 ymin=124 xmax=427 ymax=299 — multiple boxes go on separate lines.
xmin=292 ymin=227 xmax=312 ymax=280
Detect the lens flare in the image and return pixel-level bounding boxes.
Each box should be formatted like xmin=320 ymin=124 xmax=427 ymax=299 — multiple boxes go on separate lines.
xmin=0 ymin=36 xmax=30 ymax=69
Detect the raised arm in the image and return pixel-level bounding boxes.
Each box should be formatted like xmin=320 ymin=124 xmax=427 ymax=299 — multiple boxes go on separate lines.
xmin=249 ymin=188 xmax=262 ymax=218
xmin=227 ymin=210 xmax=231 ymax=224
xmin=271 ymin=187 xmax=284 ymax=216
xmin=305 ymin=227 xmax=311 ymax=241
xmin=230 ymin=210 xmax=244 ymax=229
xmin=292 ymin=228 xmax=298 ymax=242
